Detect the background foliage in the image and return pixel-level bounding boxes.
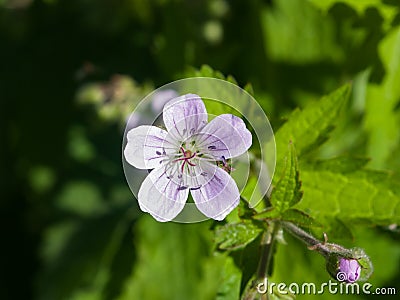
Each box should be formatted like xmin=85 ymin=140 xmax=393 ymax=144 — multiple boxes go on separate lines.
xmin=1 ymin=0 xmax=400 ymax=299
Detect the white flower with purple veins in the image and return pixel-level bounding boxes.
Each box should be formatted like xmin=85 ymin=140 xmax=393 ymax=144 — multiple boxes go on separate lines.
xmin=124 ymin=93 xmax=252 ymax=222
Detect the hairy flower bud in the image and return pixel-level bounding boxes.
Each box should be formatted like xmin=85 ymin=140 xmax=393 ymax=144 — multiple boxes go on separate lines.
xmin=327 ymin=255 xmax=361 ymax=283
xmin=338 ymin=258 xmax=361 ymax=282
xmin=326 ymin=248 xmax=372 ymax=283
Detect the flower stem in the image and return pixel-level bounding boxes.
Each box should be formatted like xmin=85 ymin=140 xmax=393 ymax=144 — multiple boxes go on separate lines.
xmin=281 ymin=221 xmax=334 ymax=258
xmin=243 ymin=221 xmax=279 ymax=300
xmin=257 ymin=221 xmax=278 ymax=280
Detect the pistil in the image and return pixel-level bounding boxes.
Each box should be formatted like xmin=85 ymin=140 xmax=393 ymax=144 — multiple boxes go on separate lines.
xmin=173 ymin=146 xmax=197 ymax=172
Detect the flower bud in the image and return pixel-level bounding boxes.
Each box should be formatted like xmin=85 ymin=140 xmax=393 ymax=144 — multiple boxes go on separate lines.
xmin=338 ymin=258 xmax=361 ymax=282
xmin=326 ymin=248 xmax=372 ymax=283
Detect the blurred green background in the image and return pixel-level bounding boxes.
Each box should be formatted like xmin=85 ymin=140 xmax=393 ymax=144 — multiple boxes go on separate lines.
xmin=1 ymin=0 xmax=400 ymax=299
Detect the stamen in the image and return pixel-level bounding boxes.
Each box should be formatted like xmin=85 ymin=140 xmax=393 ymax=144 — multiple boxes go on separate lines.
xmin=175 ymin=147 xmax=197 ymax=172
xmin=190 ymin=186 xmax=202 ymax=190
xmin=187 ymin=161 xmax=196 ymax=167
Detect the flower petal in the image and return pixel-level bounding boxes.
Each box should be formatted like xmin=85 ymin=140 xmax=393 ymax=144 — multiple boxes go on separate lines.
xmin=190 ymin=161 xmax=240 ymax=220
xmin=138 ymin=165 xmax=189 ymax=222
xmin=163 ymin=94 xmax=208 ymax=140
xmin=124 ymin=125 xmax=178 ymax=169
xmin=196 ymin=114 xmax=252 ymax=159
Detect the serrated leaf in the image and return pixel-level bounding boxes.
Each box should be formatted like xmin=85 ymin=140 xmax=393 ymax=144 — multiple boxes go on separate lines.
xmin=215 ymin=221 xmax=264 ymax=251
xmin=244 ymin=83 xmax=254 ymax=96
xmin=273 ymin=84 xmax=351 ymax=179
xmin=253 ymin=207 xmax=281 ymax=220
xmin=281 ymin=209 xmax=317 ymax=228
xmin=270 ymin=142 xmax=303 ymax=212
xmin=295 ymin=168 xmax=400 ymax=225
xmin=187 ymin=64 xmax=230 ymax=81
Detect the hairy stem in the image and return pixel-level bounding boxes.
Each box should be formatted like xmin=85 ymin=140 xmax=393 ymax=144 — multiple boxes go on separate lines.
xmin=281 ymin=221 xmax=333 ymax=258
xmin=257 ymin=222 xmax=278 ymax=279
xmin=243 ymin=221 xmax=279 ymax=300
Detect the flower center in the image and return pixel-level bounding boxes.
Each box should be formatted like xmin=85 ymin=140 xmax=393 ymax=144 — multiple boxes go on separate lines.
xmin=183 ymin=149 xmax=193 ymax=159
xmin=174 ymin=146 xmax=197 ymax=173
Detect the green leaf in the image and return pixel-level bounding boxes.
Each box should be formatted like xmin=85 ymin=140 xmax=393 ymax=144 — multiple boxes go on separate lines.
xmin=253 ymin=207 xmax=281 ymax=221
xmin=273 ymin=84 xmax=351 ymax=177
xmin=262 ymin=0 xmax=343 ymax=63
xmin=270 ymin=142 xmax=303 ymax=212
xmin=301 ymin=156 xmax=370 ymax=173
xmin=281 ymin=209 xmax=317 ymax=228
xmin=307 ymin=0 xmax=398 ymax=29
xmin=296 ymin=168 xmax=400 ymax=225
xmin=311 ymin=217 xmax=354 ymax=241
xmin=253 ymin=208 xmax=316 ymax=229
xmin=215 ymin=220 xmax=264 ymax=251
xmin=119 ymin=217 xmax=222 ymax=300
xmin=186 ymin=64 xmax=229 ymax=81
xmin=379 ymin=26 xmax=400 ymax=102
xmin=365 ymin=26 xmax=400 ymax=169
xmin=237 ymin=197 xmax=258 ymax=219
xmin=215 ymin=255 xmax=242 ymax=300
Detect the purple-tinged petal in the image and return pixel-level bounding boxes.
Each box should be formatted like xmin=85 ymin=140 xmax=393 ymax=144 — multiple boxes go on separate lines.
xmin=138 ymin=165 xmax=189 ymax=222
xmin=190 ymin=161 xmax=240 ymax=220
xmin=124 ymin=125 xmax=178 ymax=170
xmin=339 ymin=258 xmax=361 ymax=282
xmin=163 ymin=94 xmax=208 ymax=140
xmin=196 ymin=114 xmax=252 ymax=159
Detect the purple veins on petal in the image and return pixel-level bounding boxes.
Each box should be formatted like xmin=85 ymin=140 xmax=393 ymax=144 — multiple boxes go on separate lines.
xmin=125 ymin=93 xmax=252 ymax=222
xmin=137 ymin=166 xmax=188 ymax=222
xmin=198 ymin=114 xmax=252 ymax=159
xmin=190 ymin=161 xmax=240 ymax=221
xmin=163 ymin=94 xmax=208 ymax=139
xmin=124 ymin=125 xmax=173 ymax=170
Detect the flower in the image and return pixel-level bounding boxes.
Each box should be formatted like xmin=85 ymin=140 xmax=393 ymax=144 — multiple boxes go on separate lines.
xmin=338 ymin=258 xmax=361 ymax=282
xmin=124 ymin=93 xmax=252 ymax=221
